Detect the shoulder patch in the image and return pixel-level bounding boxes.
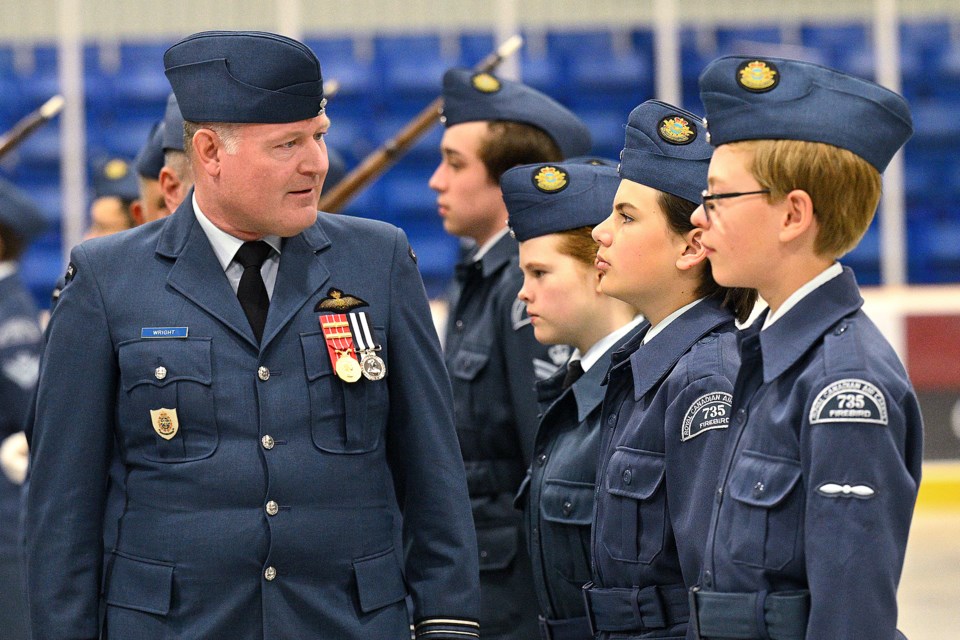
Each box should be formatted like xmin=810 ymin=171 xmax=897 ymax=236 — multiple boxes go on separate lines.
xmin=0 ymin=318 xmax=42 ymax=348
xmin=2 ymin=352 xmax=40 ymax=390
xmin=681 ymin=392 xmax=732 ymax=441
xmin=809 ymin=378 xmax=888 ymax=426
xmin=511 ymin=298 xmax=531 ymax=330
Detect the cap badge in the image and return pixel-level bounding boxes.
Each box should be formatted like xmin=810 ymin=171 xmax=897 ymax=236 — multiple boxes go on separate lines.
xmin=737 ymin=60 xmax=779 ymax=93
xmin=658 ymin=115 xmax=697 ymax=145
xmin=532 ymin=166 xmax=569 ymax=193
xmin=104 ymin=158 xmax=130 ymax=180
xmin=471 ymin=72 xmax=501 ymax=93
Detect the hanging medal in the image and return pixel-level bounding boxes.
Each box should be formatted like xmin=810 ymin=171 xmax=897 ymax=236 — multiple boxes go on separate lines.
xmin=318 ymin=313 xmax=362 ymax=383
xmin=348 ymin=311 xmax=387 ymax=381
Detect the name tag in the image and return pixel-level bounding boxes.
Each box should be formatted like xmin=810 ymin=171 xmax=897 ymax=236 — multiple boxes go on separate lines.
xmin=141 ymin=327 xmax=189 ymax=339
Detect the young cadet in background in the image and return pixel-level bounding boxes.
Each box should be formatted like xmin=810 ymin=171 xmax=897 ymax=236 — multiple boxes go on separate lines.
xmin=85 ymin=156 xmax=140 ymax=240
xmin=158 ymin=92 xmax=194 ymax=214
xmin=501 ymin=158 xmax=645 ymax=640
xmin=586 ymin=100 xmax=757 ymax=640
xmin=132 ymin=120 xmax=170 ymax=224
xmin=0 ymin=178 xmax=46 ymax=640
xmin=689 ymin=56 xmax=922 ymax=640
xmin=430 ymin=68 xmax=592 ymax=639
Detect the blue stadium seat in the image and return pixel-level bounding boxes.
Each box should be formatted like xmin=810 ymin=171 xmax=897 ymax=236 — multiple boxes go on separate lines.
xmin=20 ymin=237 xmax=64 ymax=310
xmin=371 ymin=111 xmax=443 ymax=164
xmin=459 ymin=32 xmax=495 ymax=67
xmin=909 ymin=100 xmax=960 ymax=147
xmin=15 ymin=123 xmax=61 ymax=172
xmin=92 ymin=116 xmax=155 ymax=159
xmin=376 ymin=169 xmax=438 ymax=221
xmin=576 ymin=109 xmax=627 ymax=159
xmin=840 ymin=220 xmax=880 ymax=285
xmin=715 ymin=26 xmax=782 ymax=55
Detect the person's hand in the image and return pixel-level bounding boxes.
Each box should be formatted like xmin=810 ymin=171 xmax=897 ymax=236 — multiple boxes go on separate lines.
xmin=0 ymin=431 xmax=28 ymax=485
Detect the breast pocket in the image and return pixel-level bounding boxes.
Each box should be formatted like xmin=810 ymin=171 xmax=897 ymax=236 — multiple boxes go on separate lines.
xmin=117 ymin=338 xmax=217 ymax=463
xmin=300 ymin=331 xmax=388 ymax=454
xmin=449 ymin=347 xmax=489 ymax=431
xmin=727 ymin=450 xmax=803 ymax=570
xmin=540 ymin=479 xmax=595 ymax=585
xmin=600 ymin=447 xmax=666 ymax=564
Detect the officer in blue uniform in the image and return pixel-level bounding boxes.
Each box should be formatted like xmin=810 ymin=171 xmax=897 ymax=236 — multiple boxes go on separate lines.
xmin=689 ymin=56 xmax=922 ymax=639
xmin=502 ymin=159 xmax=645 ymax=640
xmin=586 ymin=101 xmax=757 ymax=640
xmin=0 ymin=178 xmax=45 ymax=640
xmin=430 ymin=67 xmax=592 ymax=639
xmin=27 ymin=30 xmax=479 ymax=640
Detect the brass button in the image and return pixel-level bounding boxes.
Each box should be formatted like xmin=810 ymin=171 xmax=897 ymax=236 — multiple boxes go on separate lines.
xmin=261 ymin=435 xmax=275 ymax=450
xmin=265 ymin=501 xmax=279 ymax=516
xmin=258 ymin=366 xmax=270 ymax=381
xmin=264 ymin=566 xmax=277 ymax=581
xmin=154 ymin=366 xmax=167 ymax=380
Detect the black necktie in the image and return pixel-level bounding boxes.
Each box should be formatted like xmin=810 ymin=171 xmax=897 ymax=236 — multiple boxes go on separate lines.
xmin=234 ymin=241 xmax=272 ymax=342
xmin=562 ymin=360 xmax=585 ymax=390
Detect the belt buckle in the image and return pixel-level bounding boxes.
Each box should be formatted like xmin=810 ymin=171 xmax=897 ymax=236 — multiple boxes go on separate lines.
xmin=688 ymin=586 xmax=702 ymax=640
xmin=581 ymin=581 xmax=598 ymax=638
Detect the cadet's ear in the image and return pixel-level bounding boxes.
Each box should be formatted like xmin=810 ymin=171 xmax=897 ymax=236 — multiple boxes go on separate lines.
xmin=159 ymin=167 xmax=183 ymax=212
xmin=676 ymin=227 xmax=708 ymax=271
xmin=192 ymin=129 xmax=222 ymax=177
xmin=779 ymin=189 xmax=816 ymax=244
xmin=129 ymin=199 xmax=146 ymax=226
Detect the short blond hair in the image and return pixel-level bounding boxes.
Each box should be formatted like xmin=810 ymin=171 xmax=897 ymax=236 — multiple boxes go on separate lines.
xmin=731 ymin=139 xmax=882 ymax=258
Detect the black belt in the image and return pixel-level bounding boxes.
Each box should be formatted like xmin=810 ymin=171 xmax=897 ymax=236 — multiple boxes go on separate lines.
xmin=582 ymin=582 xmax=689 ymax=636
xmin=688 ymin=588 xmax=810 ymax=640
xmin=538 ymin=615 xmax=592 ymax=640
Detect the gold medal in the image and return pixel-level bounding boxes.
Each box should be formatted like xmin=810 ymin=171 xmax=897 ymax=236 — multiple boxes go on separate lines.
xmin=335 ymin=353 xmax=362 ymax=383
xmin=360 ymin=352 xmax=387 ymax=381
xmin=150 ymin=408 xmax=179 ymax=440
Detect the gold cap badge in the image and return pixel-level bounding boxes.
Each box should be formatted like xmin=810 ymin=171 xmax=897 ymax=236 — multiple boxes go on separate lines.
xmin=150 ymin=408 xmax=179 ymax=440
xmin=533 ymin=166 xmax=569 ymax=194
xmin=104 ymin=158 xmax=129 ymax=180
xmin=471 ymin=72 xmax=501 ymax=93
xmin=737 ymin=60 xmax=779 ymax=93
xmin=658 ymin=116 xmax=697 ymax=145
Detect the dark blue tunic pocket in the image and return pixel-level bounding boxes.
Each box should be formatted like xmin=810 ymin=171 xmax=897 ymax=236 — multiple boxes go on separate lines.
xmin=300 ymin=331 xmax=388 ymax=454
xmin=540 ymin=479 xmax=594 ymax=585
xmin=727 ymin=450 xmax=803 ymax=570
xmin=601 ymin=447 xmax=666 ymax=564
xmin=118 ymin=338 xmax=217 ymax=463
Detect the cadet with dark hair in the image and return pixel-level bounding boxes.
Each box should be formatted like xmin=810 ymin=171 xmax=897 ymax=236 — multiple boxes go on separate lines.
xmin=27 ymin=30 xmax=479 ymax=640
xmin=502 ymin=158 xmax=645 ymax=640
xmin=0 ymin=177 xmax=46 ymax=640
xmin=689 ymin=55 xmax=921 ymax=640
xmin=587 ymin=100 xmax=756 ymax=640
xmin=429 ymin=68 xmax=591 ymax=639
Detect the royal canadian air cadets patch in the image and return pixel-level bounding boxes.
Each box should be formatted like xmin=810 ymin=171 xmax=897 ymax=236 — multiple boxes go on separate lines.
xmin=681 ymin=391 xmax=732 ymax=441
xmin=808 ymin=378 xmax=888 ymax=426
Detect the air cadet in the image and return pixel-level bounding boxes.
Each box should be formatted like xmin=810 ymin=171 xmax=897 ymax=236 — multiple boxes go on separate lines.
xmin=429 ymin=67 xmax=592 ymax=639
xmin=0 ymin=177 xmax=46 ymax=640
xmin=85 ymin=156 xmax=140 ymax=239
xmin=689 ymin=56 xmax=922 ymax=639
xmin=501 ymin=158 xmax=645 ymax=640
xmin=587 ymin=100 xmax=757 ymax=639
xmin=158 ymin=92 xmax=194 ymax=214
xmin=27 ymin=30 xmax=479 ymax=640
xmin=132 ymin=120 xmax=170 ymax=225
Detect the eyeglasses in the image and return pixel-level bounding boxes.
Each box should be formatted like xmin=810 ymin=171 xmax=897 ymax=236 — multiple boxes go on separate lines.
xmin=700 ymin=189 xmax=771 ymax=221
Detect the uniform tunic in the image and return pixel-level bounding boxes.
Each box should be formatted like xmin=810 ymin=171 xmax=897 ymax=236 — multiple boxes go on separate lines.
xmin=444 ymin=233 xmax=565 ymax=639
xmin=517 ymin=324 xmax=645 ymax=636
xmin=699 ymin=267 xmax=923 ymax=639
xmin=592 ymin=296 xmax=740 ymax=639
xmin=27 ymin=200 xmax=480 ymax=640
xmin=0 ymin=270 xmax=41 ymax=640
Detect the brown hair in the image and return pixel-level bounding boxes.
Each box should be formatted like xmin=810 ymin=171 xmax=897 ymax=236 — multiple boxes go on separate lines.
xmin=659 ymin=191 xmax=758 ymax=323
xmin=555 ymin=226 xmax=600 ymax=267
xmin=732 ymin=139 xmax=882 ymax=258
xmin=477 ymin=121 xmax=562 ymax=184
xmin=0 ymin=223 xmax=25 ymax=261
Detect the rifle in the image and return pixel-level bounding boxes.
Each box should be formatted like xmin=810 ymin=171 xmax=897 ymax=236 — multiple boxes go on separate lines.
xmin=318 ymin=35 xmax=523 ymax=213
xmin=0 ymin=95 xmax=65 ymax=159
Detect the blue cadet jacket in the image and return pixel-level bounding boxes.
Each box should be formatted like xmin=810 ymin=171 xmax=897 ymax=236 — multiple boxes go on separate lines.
xmin=590 ymin=295 xmax=740 ymax=640
xmin=27 ymin=200 xmax=480 ymax=640
xmin=516 ymin=324 xmax=646 ymax=638
xmin=696 ymin=267 xmax=923 ymax=640
xmin=444 ymin=232 xmax=568 ymax=639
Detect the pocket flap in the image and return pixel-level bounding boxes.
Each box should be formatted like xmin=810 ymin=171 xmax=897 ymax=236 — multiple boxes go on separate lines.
xmin=300 ymin=332 xmax=335 ymax=382
xmin=477 ymin=524 xmax=518 ymax=572
xmin=728 ymin=450 xmax=802 ymax=508
xmin=119 ymin=338 xmax=212 ymax=391
xmin=605 ymin=447 xmax=665 ymax=500
xmin=450 ymin=349 xmax=489 ymax=381
xmin=104 ymin=552 xmax=174 ymax=615
xmin=540 ymin=479 xmax=595 ymax=526
xmin=353 ymin=547 xmax=407 ymax=613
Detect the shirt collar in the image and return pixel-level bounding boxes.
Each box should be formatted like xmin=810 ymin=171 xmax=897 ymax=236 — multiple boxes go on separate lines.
xmin=192 ymin=192 xmax=282 ymax=271
xmin=757 ymin=266 xmax=864 ymax=383
xmin=472 ymin=227 xmax=509 ymax=262
xmin=762 ymin=262 xmax=843 ymax=330
xmin=579 ymin=315 xmax=646 ymax=372
xmin=643 ymin=297 xmax=704 ymax=345
xmin=570 ymin=321 xmax=647 ymax=423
